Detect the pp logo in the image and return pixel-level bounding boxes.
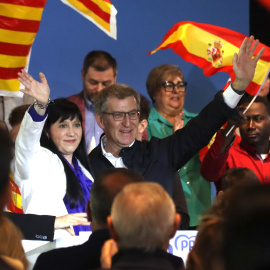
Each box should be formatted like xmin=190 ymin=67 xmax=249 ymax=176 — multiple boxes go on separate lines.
xmin=174 ymin=234 xmax=196 ymax=252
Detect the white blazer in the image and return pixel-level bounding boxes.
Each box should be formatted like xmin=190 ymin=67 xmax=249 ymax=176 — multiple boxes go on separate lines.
xmin=14 ymin=111 xmax=93 ymax=225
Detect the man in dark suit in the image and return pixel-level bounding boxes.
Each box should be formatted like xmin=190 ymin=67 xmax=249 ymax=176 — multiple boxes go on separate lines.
xmin=33 ymin=168 xmax=144 ymax=270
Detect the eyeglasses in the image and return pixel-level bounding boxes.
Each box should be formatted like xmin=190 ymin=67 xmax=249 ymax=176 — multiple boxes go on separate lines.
xmin=102 ymin=110 xmax=140 ymax=121
xmin=162 ymin=81 xmax=187 ymax=93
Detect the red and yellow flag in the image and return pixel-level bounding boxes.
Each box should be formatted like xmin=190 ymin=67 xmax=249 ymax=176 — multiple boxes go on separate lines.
xmin=0 ymin=0 xmax=47 ymax=97
xmin=149 ymin=21 xmax=270 ymax=95
xmin=61 ymin=0 xmax=117 ymax=39
xmin=7 ymin=172 xmax=24 ymax=214
xmin=258 ymin=0 xmax=270 ymax=11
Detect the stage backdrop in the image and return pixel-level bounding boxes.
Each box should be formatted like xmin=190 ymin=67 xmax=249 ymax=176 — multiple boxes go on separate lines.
xmin=28 ymin=0 xmax=249 ymax=113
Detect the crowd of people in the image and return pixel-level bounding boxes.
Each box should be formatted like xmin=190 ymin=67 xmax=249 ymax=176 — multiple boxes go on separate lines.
xmin=0 ymin=35 xmax=270 ymax=270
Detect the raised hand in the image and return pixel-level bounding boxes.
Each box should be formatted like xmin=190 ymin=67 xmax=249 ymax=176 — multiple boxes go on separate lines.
xmin=173 ymin=111 xmax=184 ymax=132
xmin=232 ymin=36 xmax=265 ymax=91
xmin=18 ymin=69 xmax=50 ymax=106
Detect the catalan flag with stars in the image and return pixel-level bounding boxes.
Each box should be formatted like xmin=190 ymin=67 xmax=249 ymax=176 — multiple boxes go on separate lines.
xmin=149 ymin=21 xmax=270 ymax=96
xmin=0 ymin=0 xmax=47 ymax=97
xmin=61 ymin=0 xmax=117 ymax=39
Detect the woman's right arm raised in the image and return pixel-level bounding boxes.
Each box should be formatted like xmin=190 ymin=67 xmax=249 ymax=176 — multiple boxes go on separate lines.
xmin=18 ymin=70 xmax=50 ymax=116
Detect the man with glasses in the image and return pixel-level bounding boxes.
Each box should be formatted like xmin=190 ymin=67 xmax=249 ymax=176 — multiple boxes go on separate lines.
xmin=145 ymin=64 xmax=212 ymax=229
xmin=88 ymin=36 xmax=264 ymax=229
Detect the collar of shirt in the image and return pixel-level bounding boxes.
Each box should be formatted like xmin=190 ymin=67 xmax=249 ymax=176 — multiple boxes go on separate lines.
xmin=149 ymin=107 xmax=195 ymax=127
xmin=100 ymin=136 xmax=135 ymax=168
xmin=83 ymin=92 xmax=95 ymax=111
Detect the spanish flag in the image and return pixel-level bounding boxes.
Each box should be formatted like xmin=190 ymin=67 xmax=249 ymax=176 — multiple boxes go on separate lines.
xmin=7 ymin=173 xmax=24 ymax=214
xmin=149 ymin=21 xmax=270 ymax=95
xmin=0 ymin=0 xmax=47 ymax=97
xmin=61 ymin=0 xmax=117 ymax=40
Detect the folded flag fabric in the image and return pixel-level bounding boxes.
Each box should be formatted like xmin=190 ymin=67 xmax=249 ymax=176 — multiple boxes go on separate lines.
xmin=149 ymin=21 xmax=270 ymax=95
xmin=0 ymin=0 xmax=47 ymax=97
xmin=61 ymin=0 xmax=117 ymax=39
xmin=7 ymin=172 xmax=24 ymax=214
xmin=258 ymin=0 xmax=270 ymax=11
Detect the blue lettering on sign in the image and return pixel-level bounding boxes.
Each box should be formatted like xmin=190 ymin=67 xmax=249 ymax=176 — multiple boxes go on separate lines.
xmin=174 ymin=235 xmax=196 ymax=251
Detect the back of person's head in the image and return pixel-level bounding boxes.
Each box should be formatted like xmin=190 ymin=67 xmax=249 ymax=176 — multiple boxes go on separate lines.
xmin=82 ymin=50 xmax=117 ymax=76
xmin=146 ymin=64 xmax=184 ymax=104
xmin=110 ymin=182 xmax=177 ymax=252
xmin=94 ymin=83 xmax=140 ymax=114
xmin=0 ymin=121 xmax=8 ymax=132
xmin=222 ymin=184 xmax=270 ymax=270
xmin=186 ymin=219 xmax=224 ymax=270
xmin=8 ymin=105 xmax=30 ymax=128
xmin=220 ymin=167 xmax=260 ymax=191
xmin=209 ymin=168 xmax=260 ymax=217
xmin=40 ymin=98 xmax=90 ymax=208
xmin=0 ymin=217 xmax=28 ymax=270
xmin=139 ymin=94 xmax=150 ymax=122
xmin=0 ymin=126 xmax=13 ymax=210
xmin=8 ymin=105 xmax=30 ymax=144
xmin=90 ymin=168 xmax=144 ymax=227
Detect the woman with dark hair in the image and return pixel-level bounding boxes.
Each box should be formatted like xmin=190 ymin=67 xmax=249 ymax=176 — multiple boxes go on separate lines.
xmin=15 ymin=70 xmax=93 ymax=237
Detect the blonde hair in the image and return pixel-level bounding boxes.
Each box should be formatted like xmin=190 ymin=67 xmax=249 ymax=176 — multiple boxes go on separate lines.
xmin=0 ymin=217 xmax=28 ymax=270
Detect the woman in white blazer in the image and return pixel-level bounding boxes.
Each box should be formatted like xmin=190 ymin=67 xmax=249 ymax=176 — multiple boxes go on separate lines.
xmin=15 ymin=70 xmax=94 ymax=237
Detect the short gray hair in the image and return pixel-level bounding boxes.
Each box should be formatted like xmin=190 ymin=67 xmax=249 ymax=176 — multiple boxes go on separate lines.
xmin=94 ymin=83 xmax=141 ymax=114
xmin=111 ymin=182 xmax=175 ymax=252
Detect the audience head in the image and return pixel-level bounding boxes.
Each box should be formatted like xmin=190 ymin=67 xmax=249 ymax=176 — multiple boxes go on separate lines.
xmin=0 ymin=217 xmax=28 ymax=270
xmin=237 ymin=95 xmax=270 ymax=153
xmin=0 ymin=126 xmax=13 ymax=212
xmin=95 ymin=84 xmax=141 ymax=153
xmin=222 ymin=184 xmax=270 ymax=270
xmin=186 ymin=219 xmax=224 ymax=270
xmin=108 ymin=182 xmax=180 ymax=252
xmin=8 ymin=104 xmax=30 ymax=144
xmin=89 ymin=168 xmax=144 ymax=230
xmin=81 ymin=50 xmax=117 ymax=102
xmin=137 ymin=94 xmax=150 ymax=141
xmin=202 ymin=168 xmax=260 ymax=221
xmin=220 ymin=167 xmax=260 ymax=192
xmin=146 ymin=64 xmax=186 ymax=117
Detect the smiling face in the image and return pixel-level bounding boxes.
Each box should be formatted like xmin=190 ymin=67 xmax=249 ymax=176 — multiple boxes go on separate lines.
xmin=153 ymin=75 xmax=185 ymax=118
xmin=96 ymin=96 xmax=139 ymax=156
xmin=48 ymin=117 xmax=83 ymax=163
xmin=82 ymin=66 xmax=116 ymax=103
xmin=238 ymin=102 xmax=270 ymax=153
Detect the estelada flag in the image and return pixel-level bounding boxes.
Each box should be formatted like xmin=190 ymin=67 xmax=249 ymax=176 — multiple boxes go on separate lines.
xmin=0 ymin=0 xmax=47 ymax=97
xmin=61 ymin=0 xmax=117 ymax=40
xmin=149 ymin=21 xmax=270 ymax=95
